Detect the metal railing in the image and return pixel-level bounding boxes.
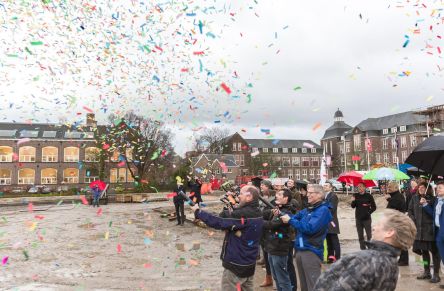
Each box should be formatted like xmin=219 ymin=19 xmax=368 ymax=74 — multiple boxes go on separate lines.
xmin=19 ymin=155 xmax=35 ymax=162
xmin=18 ymin=177 xmax=35 ymax=184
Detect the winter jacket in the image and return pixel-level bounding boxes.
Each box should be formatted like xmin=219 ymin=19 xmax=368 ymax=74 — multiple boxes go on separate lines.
xmin=263 ymin=202 xmax=297 ymax=256
xmin=188 ymin=181 xmax=203 ymax=204
xmin=288 ymin=201 xmax=332 ymax=260
xmin=423 ymin=198 xmax=444 ymax=238
xmin=386 ymin=191 xmax=406 ymax=213
xmin=288 ymin=188 xmax=303 ymax=211
xmin=92 ymin=188 xmax=101 ymax=199
xmin=195 ymin=200 xmax=263 ymax=278
xmin=325 ymin=192 xmax=340 ymax=234
xmin=408 ymin=194 xmax=436 ymax=242
xmin=313 ymin=240 xmax=401 ymax=291
xmin=172 ymin=185 xmax=186 ymax=204
xmin=351 ymin=192 xmax=376 ymax=221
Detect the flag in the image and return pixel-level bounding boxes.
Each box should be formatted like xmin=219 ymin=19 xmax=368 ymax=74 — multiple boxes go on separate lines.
xmin=365 ymin=134 xmax=372 ymax=152
xmin=320 ymin=149 xmax=327 ymax=185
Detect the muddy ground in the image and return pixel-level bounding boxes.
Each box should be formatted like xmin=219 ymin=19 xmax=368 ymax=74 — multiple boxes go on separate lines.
xmin=0 ymin=194 xmax=442 ymax=290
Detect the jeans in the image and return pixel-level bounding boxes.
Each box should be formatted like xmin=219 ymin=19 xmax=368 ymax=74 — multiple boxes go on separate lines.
xmin=262 ymin=245 xmax=271 ymax=275
xmin=221 ymin=268 xmax=254 ymax=291
xmin=356 ymin=218 xmax=372 ymax=250
xmin=269 ymin=254 xmax=292 ymax=291
xmin=287 ymin=246 xmax=297 ymax=291
xmin=93 ymin=196 xmax=100 ymax=207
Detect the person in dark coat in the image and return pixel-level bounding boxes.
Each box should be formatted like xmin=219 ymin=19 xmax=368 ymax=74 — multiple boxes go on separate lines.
xmin=190 ymin=185 xmax=263 ymax=291
xmin=408 ymin=182 xmax=440 ymax=283
xmin=385 ymin=181 xmax=408 ymax=266
xmin=92 ymin=185 xmax=101 ymax=207
xmin=323 ymin=182 xmax=340 ymax=263
xmin=172 ymin=181 xmax=186 ymax=226
xmin=351 ymin=182 xmax=377 ymax=250
xmin=313 ymin=209 xmax=417 ymax=291
xmin=286 ymin=179 xmax=302 ymax=210
xmin=187 ymin=176 xmax=203 ymax=205
xmin=263 ymin=189 xmax=298 ymax=291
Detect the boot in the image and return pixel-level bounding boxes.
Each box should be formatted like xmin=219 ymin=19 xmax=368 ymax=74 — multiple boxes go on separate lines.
xmin=260 ymin=275 xmax=273 ymax=287
xmin=430 ymin=274 xmax=441 ymax=283
xmin=417 ymin=268 xmax=432 ymax=280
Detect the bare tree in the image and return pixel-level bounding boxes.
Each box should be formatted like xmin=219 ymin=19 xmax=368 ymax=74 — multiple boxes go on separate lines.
xmin=193 ymin=127 xmax=230 ymax=154
xmin=98 ymin=112 xmax=174 ymax=187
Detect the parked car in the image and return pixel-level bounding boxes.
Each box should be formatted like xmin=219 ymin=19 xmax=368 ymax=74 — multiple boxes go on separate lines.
xmin=28 ymin=185 xmax=52 ymax=194
xmin=327 ymin=179 xmax=352 ymax=192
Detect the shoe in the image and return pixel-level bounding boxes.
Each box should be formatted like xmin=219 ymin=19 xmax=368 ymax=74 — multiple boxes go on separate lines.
xmin=398 ymin=262 xmax=409 ymax=266
xmin=260 ymin=275 xmax=273 ymax=287
xmin=417 ymin=272 xmax=432 ymax=280
xmin=430 ymin=275 xmax=441 ymax=283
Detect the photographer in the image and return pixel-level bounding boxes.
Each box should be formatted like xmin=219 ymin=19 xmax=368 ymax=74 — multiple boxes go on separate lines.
xmin=187 ymin=176 xmax=203 ymax=206
xmin=263 ymin=189 xmax=297 ymax=291
xmin=190 ymin=185 xmax=263 ymax=291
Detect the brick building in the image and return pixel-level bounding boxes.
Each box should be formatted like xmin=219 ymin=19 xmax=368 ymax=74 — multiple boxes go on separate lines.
xmin=222 ymin=133 xmax=323 ymax=182
xmin=321 ymin=108 xmax=430 ymax=178
xmin=0 ymin=114 xmax=134 ymax=192
xmin=190 ymin=154 xmax=239 ymax=181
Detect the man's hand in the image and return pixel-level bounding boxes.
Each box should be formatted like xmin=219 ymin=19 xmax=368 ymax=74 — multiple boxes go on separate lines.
xmin=280 ymin=214 xmax=290 ymax=223
xmin=190 ymin=204 xmax=200 ymax=212
xmin=419 ymin=197 xmax=427 ymax=206
xmin=271 ymin=208 xmax=281 ymax=217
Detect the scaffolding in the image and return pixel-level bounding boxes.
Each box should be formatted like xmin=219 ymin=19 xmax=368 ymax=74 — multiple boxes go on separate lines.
xmin=414 ymin=104 xmax=444 ymax=137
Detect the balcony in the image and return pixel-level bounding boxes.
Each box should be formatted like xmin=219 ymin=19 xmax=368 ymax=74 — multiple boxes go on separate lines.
xmin=0 ymin=155 xmax=12 ymax=162
xmin=64 ymin=155 xmax=79 ymax=162
xmin=42 ymin=155 xmax=58 ymax=162
xmin=0 ymin=178 xmax=11 ymax=185
xmin=19 ymin=155 xmax=36 ymax=162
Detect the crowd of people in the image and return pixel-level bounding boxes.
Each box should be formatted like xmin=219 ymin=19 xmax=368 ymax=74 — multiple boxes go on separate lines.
xmin=171 ymin=175 xmax=444 ymax=291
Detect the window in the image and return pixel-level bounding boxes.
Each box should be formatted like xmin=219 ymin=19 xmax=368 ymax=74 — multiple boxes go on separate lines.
xmin=311 ymin=148 xmax=316 ymax=153
xmin=340 ymin=156 xmax=344 ymax=166
xmin=353 ymin=134 xmax=361 ymax=151
xmin=64 ymin=147 xmax=79 ymax=162
xmin=292 ymin=148 xmax=298 ymax=153
xmin=316 ymin=169 xmax=320 ymax=179
xmin=345 ymin=142 xmax=350 ymax=153
xmin=382 ymin=139 xmax=388 ymax=150
xmin=41 ymin=168 xmax=57 ymax=184
xmin=239 ymin=155 xmax=245 ymax=166
xmin=311 ymin=157 xmax=319 ymax=167
xmin=19 ymin=130 xmax=39 ymax=138
xmin=292 ymin=157 xmax=300 ymax=167
xmin=273 ymin=148 xmax=278 ymax=153
xmin=401 ymin=150 xmax=408 ymax=162
xmin=400 ymin=125 xmax=406 ymax=132
xmin=262 ymin=148 xmax=268 ymax=153
xmin=282 ymin=157 xmax=290 ymax=167
xmin=0 ymin=130 xmax=16 ymax=137
xmin=309 ymin=169 xmax=315 ymax=179
xmin=19 ymin=146 xmax=36 ymax=162
xmin=63 ymin=168 xmax=79 ymax=183
xmin=392 ymin=152 xmax=398 ymax=164
xmin=238 ymin=143 xmax=242 ymax=151
xmin=288 ymin=169 xmax=293 ymax=179
xmin=18 ymin=168 xmax=35 ymax=184
xmin=110 ymin=151 xmax=120 ymax=162
xmin=232 ymin=143 xmax=237 ymax=151
xmin=0 ymin=169 xmax=11 ymax=185
xmin=0 ymin=146 xmax=13 ymax=162
xmin=282 ymin=148 xmax=288 ymax=153
xmin=252 ymin=147 xmax=258 ymax=153
xmin=84 ymin=176 xmax=99 ymax=183
xmin=339 ymin=145 xmax=344 ymax=154
xmin=410 ymin=135 xmax=417 ymax=147
xmin=42 ymin=146 xmax=58 ymax=162
xmin=302 ymin=157 xmax=310 ymax=167
xmin=295 ymin=169 xmax=301 ymax=180
xmin=227 ymin=168 xmax=232 ymax=173
xmin=42 ymin=131 xmax=57 ymax=138
xmin=383 ymin=129 xmax=388 ymax=134
xmin=302 ymin=169 xmax=308 ymax=179
xmin=391 ymin=138 xmax=397 ymax=149
xmin=215 ymin=168 xmax=221 ymax=174
xmin=400 ymin=136 xmax=407 ymax=148
xmin=85 ymin=147 xmax=100 ymax=162
xmin=375 ymin=153 xmax=381 ymax=163
xmin=391 ymin=127 xmax=397 ymax=133
xmin=383 ymin=153 xmax=389 ymax=164
xmin=301 ymin=148 xmax=307 ymax=153
xmin=110 ymin=168 xmax=133 ymax=183
xmin=273 ymin=156 xmax=281 ymax=166
xmin=64 ymin=131 xmax=83 ymax=139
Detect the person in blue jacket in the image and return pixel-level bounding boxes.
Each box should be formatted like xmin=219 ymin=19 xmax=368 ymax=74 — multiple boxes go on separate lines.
xmin=281 ymin=184 xmax=332 ymax=291
xmin=190 ymin=185 xmax=263 ymax=291
xmin=421 ymin=180 xmax=444 ymax=288
xmin=92 ymin=185 xmax=101 ymax=207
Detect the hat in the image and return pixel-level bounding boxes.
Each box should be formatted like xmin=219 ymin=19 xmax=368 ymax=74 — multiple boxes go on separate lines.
xmin=261 ymin=180 xmax=272 ymax=188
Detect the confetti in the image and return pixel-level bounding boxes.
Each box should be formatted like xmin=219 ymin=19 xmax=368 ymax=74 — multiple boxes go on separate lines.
xmin=2 ymin=256 xmax=8 ymax=265
xmin=117 ymin=244 xmax=122 ymax=253
xmin=220 ymin=83 xmax=232 ymax=94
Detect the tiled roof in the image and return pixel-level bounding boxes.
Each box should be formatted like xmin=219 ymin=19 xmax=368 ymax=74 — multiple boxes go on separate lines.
xmin=0 ymin=122 xmax=105 ymax=139
xmin=355 ymin=111 xmax=426 ymax=131
xmin=244 ymin=139 xmax=321 ymax=149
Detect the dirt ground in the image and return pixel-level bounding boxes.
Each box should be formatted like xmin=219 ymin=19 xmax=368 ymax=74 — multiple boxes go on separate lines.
xmin=0 ymin=194 xmax=442 ymax=290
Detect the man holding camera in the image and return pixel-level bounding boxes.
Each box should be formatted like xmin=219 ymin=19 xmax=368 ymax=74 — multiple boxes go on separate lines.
xmin=190 ymin=185 xmax=263 ymax=291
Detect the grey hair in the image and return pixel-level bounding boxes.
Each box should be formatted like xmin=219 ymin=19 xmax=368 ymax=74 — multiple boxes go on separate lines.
xmin=307 ymin=184 xmax=325 ymax=198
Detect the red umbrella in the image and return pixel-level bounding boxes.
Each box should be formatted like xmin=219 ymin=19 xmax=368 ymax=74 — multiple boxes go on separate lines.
xmin=337 ymin=171 xmax=376 ymax=187
xmin=89 ymin=180 xmax=107 ymax=191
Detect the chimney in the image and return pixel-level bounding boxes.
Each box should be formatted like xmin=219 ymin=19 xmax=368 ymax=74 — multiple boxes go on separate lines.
xmin=86 ymin=113 xmax=97 ymax=127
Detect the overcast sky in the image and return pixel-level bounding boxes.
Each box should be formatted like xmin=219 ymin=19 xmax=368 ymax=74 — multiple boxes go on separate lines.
xmin=0 ymin=0 xmax=443 ymax=156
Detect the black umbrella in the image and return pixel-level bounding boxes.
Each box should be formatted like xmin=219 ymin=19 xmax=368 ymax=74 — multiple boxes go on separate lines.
xmin=406 ymin=166 xmax=426 ymax=177
xmin=405 ymin=135 xmax=444 ymax=176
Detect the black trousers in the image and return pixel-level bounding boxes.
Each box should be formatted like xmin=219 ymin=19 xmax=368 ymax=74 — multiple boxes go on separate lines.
xmin=262 ymin=245 xmax=271 ymax=275
xmin=326 ymin=233 xmax=341 ymax=260
xmin=174 ymin=201 xmax=185 ymax=224
xmin=287 ymin=245 xmax=297 ymax=291
xmin=356 ymin=218 xmax=372 ymax=250
xmin=422 ymin=246 xmax=441 ymax=274
xmin=398 ymin=250 xmax=409 ymax=264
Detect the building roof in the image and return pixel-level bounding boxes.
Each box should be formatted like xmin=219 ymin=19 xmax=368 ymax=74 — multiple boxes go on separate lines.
xmin=355 ymin=111 xmax=426 ymax=132
xmin=334 ymin=109 xmax=344 ymax=118
xmin=321 ymin=121 xmax=352 ymax=140
xmin=244 ymin=139 xmax=321 ymax=149
xmin=192 ymin=154 xmax=238 ymax=167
